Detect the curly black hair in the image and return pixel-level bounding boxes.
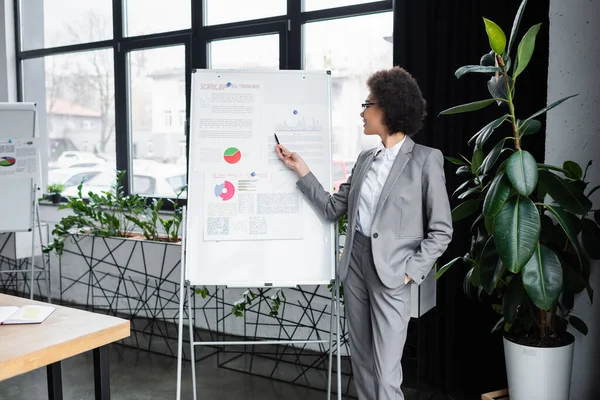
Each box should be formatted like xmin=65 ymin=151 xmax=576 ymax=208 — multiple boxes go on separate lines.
xmin=366 ymin=67 xmax=427 ymax=137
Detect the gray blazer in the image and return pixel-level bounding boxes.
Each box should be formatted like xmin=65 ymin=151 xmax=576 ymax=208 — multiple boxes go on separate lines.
xmin=296 ymin=136 xmax=453 ymax=289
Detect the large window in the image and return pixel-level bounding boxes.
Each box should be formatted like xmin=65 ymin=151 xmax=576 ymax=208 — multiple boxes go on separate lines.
xmin=128 ymin=45 xmax=187 ymax=197
xmin=20 ymin=1 xmax=113 ymax=51
xmin=204 ymin=0 xmax=286 ymax=26
xmin=125 ymin=0 xmax=191 ymax=37
xmin=210 ymin=35 xmax=280 ymax=69
xmin=16 ymin=0 xmax=396 ymax=204
xmin=22 ymin=50 xmax=116 ymax=191
xmin=304 ymin=12 xmax=393 ymax=170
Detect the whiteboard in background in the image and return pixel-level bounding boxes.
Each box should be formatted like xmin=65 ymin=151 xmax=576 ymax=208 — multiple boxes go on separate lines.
xmin=0 ymin=103 xmax=44 ymax=232
xmin=185 ymin=70 xmax=335 ymax=287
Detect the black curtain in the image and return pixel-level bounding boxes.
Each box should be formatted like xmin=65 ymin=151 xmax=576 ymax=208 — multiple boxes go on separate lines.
xmin=394 ymin=1 xmax=550 ymax=398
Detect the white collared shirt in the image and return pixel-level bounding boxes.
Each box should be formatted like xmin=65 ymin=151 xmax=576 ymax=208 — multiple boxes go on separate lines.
xmin=356 ymin=137 xmax=406 ymax=236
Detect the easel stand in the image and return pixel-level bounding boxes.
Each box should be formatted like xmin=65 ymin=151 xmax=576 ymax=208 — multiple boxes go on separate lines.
xmin=0 ymin=183 xmax=51 ymax=302
xmin=176 ymin=207 xmax=342 ymax=399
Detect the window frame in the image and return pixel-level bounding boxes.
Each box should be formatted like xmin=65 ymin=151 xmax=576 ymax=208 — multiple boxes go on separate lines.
xmin=13 ymin=0 xmax=399 ymax=210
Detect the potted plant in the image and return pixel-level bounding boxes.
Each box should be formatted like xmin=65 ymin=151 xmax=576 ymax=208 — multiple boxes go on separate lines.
xmin=436 ymin=0 xmax=599 ymax=398
xmin=43 ymin=171 xmax=192 ymax=358
xmin=46 ymin=183 xmax=64 ymax=204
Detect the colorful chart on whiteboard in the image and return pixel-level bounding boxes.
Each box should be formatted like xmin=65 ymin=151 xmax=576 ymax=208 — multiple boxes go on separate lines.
xmin=203 ymin=172 xmax=303 ymax=241
xmin=0 ymin=139 xmax=38 ymax=178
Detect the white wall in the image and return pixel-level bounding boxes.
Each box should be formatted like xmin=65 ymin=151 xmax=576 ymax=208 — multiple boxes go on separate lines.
xmin=0 ymin=0 xmax=17 ymax=102
xmin=547 ymin=1 xmax=600 ymax=399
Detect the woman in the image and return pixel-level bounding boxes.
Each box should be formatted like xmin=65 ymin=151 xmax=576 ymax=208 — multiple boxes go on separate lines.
xmin=275 ymin=66 xmax=453 ymax=400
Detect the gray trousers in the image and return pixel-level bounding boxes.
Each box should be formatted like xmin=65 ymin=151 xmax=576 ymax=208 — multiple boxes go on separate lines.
xmin=344 ymin=231 xmax=412 ymax=400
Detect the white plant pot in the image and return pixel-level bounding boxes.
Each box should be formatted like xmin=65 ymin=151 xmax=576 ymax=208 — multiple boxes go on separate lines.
xmin=503 ymin=333 xmax=575 ymax=400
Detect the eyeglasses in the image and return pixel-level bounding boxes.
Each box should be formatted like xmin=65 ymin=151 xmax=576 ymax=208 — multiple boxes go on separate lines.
xmin=361 ymin=101 xmax=377 ymax=111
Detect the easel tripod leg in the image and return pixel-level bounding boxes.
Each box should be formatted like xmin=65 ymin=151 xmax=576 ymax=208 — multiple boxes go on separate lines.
xmin=327 ymin=280 xmax=335 ymax=400
xmin=187 ymin=283 xmax=197 ymax=400
xmin=335 ymin=277 xmax=342 ymax=400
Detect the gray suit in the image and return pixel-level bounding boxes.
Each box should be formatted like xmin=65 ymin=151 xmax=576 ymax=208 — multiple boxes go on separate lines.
xmin=296 ymin=136 xmax=453 ymax=399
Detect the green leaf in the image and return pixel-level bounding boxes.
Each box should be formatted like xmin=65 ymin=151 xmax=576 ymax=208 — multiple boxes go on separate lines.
xmin=492 ymin=317 xmax=505 ymax=334
xmin=484 ymin=215 xmax=495 ymax=235
xmin=569 ymin=315 xmax=588 ymax=335
xmin=582 ymin=218 xmax=600 ymax=260
xmin=445 ymin=156 xmax=466 ymax=166
xmin=537 ymin=163 xmax=569 ymax=175
xmin=452 ymin=199 xmax=481 ymax=222
xmin=483 ymin=173 xmax=512 ymax=217
xmin=524 ymin=94 xmax=579 ymax=123
xmin=518 ymin=119 xmax=541 ymax=135
xmin=469 ymin=265 xmax=481 ymax=288
xmin=483 ymin=18 xmax=507 ymax=55
xmin=455 ymin=65 xmax=501 ymax=79
xmin=522 ymin=244 xmax=563 ymax=311
xmin=480 ymin=140 xmax=506 ymax=175
xmin=506 ymin=150 xmax=538 ymax=196
xmin=439 ymin=99 xmax=499 ymax=116
xmin=479 ymin=237 xmax=504 ymax=294
xmin=472 ymin=149 xmax=485 ymax=174
xmin=563 ymin=161 xmax=583 ymax=180
xmin=493 ymin=196 xmax=541 ymax=273
xmin=507 ymin=0 xmax=529 ymax=56
xmin=453 ymin=180 xmax=472 ymax=198
xmin=503 ymin=275 xmax=526 ymax=324
xmin=475 ymin=114 xmax=508 ymax=149
xmin=480 ymin=51 xmax=496 ymax=67
xmin=514 ymin=24 xmax=542 ymax=79
xmin=436 ymin=257 xmax=462 ymax=280
xmin=456 ymin=165 xmax=472 ymax=177
xmin=458 ymin=185 xmax=482 ymax=200
xmin=487 ymin=75 xmax=513 ymax=105
xmin=544 ymin=205 xmax=583 ymax=266
xmin=588 ymin=185 xmax=600 ymax=198
xmin=538 ymin=170 xmax=592 ymax=214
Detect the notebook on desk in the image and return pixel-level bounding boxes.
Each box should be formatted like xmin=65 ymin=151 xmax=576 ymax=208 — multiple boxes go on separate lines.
xmin=0 ymin=305 xmax=55 ymax=325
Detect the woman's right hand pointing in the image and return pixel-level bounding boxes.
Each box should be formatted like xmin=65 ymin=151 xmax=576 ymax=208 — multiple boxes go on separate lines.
xmin=274 ymin=145 xmax=310 ymax=177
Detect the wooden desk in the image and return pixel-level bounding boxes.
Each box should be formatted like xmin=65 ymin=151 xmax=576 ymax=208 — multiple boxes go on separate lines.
xmin=0 ymin=294 xmax=129 ymax=399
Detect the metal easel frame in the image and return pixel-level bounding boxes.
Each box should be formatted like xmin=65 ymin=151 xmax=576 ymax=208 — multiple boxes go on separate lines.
xmin=175 ymin=206 xmax=342 ymax=400
xmin=0 ymin=181 xmax=51 ymax=302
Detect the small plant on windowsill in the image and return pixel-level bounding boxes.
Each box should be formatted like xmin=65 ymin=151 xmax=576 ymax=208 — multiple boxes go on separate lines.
xmin=46 ymin=183 xmax=64 ymax=204
xmin=44 ymin=170 xmax=187 ymax=256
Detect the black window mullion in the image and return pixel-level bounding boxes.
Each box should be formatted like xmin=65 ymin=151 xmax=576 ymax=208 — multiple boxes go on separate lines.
xmin=286 ymin=0 xmax=301 ymax=69
xmin=113 ymin=0 xmax=131 ymax=194
xmin=279 ymin=23 xmax=288 ymax=70
xmin=13 ymin=0 xmax=23 ymax=101
xmin=192 ymin=0 xmax=207 ymax=69
xmin=203 ymin=21 xmax=288 ymax=41
xmin=118 ymin=30 xmax=191 ymax=52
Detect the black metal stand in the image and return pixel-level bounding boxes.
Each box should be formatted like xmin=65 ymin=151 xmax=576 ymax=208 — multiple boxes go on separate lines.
xmin=46 ymin=362 xmax=63 ymax=400
xmin=93 ymin=347 xmax=110 ymax=400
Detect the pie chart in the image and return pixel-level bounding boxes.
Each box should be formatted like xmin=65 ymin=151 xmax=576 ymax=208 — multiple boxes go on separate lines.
xmin=213 ymin=181 xmax=235 ymax=201
xmin=223 ymin=147 xmax=241 ymax=164
xmin=0 ymin=157 xmax=16 ymax=167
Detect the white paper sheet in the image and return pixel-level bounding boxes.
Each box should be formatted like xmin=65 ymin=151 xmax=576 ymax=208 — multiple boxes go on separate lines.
xmin=0 ymin=139 xmax=38 ymax=179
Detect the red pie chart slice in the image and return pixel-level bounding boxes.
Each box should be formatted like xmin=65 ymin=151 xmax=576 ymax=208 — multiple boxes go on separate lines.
xmin=0 ymin=157 xmax=16 ymax=167
xmin=223 ymin=147 xmax=241 ymax=164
